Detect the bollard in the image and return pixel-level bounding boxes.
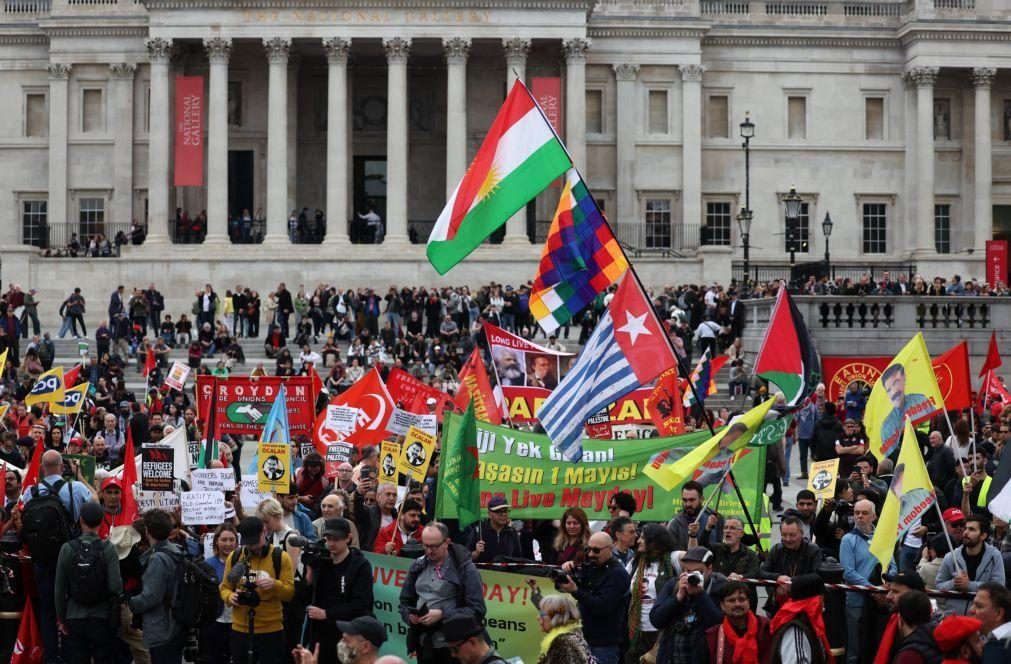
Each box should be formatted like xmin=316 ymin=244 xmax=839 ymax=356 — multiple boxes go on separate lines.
xmin=817 ymin=556 xmax=848 ymax=653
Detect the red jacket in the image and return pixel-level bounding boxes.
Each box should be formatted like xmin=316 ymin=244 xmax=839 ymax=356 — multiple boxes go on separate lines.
xmin=372 ymin=520 xmax=422 ymax=555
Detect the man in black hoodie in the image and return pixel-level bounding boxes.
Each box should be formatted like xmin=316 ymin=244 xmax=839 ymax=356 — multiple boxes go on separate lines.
xmin=811 ymin=401 xmax=844 ymax=462
xmin=892 ymin=591 xmax=942 ymax=663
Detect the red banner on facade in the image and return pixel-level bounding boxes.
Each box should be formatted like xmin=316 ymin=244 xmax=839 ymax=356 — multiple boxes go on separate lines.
xmin=986 ymin=240 xmax=1008 ymax=287
xmin=174 ymin=75 xmax=204 ymax=186
xmin=195 ymin=375 xmax=315 ymax=437
xmin=821 ymin=356 xmax=891 ymax=403
xmin=531 ymin=77 xmax=563 ymax=136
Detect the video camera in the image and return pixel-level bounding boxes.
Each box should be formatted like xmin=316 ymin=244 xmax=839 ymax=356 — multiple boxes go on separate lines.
xmin=545 ymin=563 xmax=590 ymax=589
xmin=285 ymin=535 xmax=330 ymax=567
xmin=226 ymin=552 xmax=261 ymax=607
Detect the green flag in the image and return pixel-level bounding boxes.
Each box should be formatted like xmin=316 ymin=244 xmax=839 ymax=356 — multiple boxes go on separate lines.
xmin=437 ymin=400 xmax=481 ymax=528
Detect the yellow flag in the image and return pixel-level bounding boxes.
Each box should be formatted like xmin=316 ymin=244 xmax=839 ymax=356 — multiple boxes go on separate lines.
xmin=25 ymin=366 xmax=65 ymax=407
xmin=864 ymin=333 xmax=944 ymax=459
xmin=869 ymin=418 xmax=936 ymax=571
xmin=0 ymin=402 xmax=8 ymax=426
xmin=643 ymin=397 xmax=776 ymax=492
xmin=0 ymin=349 xmax=7 ymax=375
xmin=51 ymin=382 xmax=90 ymax=415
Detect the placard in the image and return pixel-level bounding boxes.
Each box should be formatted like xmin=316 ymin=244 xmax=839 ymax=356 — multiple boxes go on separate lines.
xmin=141 ymin=446 xmax=175 ymax=492
xmin=239 ymin=477 xmax=272 ymax=508
xmin=181 ymin=490 xmax=225 ymax=525
xmin=191 ymin=467 xmax=236 ymax=493
xmin=63 ymin=454 xmax=96 ymax=485
xmin=397 ymin=427 xmax=437 ymax=483
xmin=300 ymin=440 xmax=317 ymax=460
xmin=379 ymin=441 xmax=400 ymax=483
xmin=807 ymin=459 xmax=840 ymax=500
xmin=257 ymin=441 xmax=291 ymax=494
xmin=387 ymin=409 xmax=437 ymax=437
xmin=325 ymin=442 xmax=354 ymax=478
xmin=187 ymin=440 xmax=201 ymax=470
xmin=136 ymin=490 xmax=180 ymax=513
xmin=325 ymin=405 xmax=358 ymax=433
xmin=164 ymin=361 xmax=191 ymax=392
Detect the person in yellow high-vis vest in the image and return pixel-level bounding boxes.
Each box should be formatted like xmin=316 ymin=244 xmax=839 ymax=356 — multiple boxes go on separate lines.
xmin=960 ymin=450 xmax=993 ymax=518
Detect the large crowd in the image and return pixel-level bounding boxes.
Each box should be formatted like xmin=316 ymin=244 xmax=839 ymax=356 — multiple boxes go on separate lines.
xmin=0 ymin=279 xmax=1008 ymax=664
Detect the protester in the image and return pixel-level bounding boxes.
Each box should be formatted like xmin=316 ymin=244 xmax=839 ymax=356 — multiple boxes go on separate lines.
xmin=890 ymin=590 xmax=942 ymax=664
xmin=533 ymin=593 xmax=592 ymax=664
xmin=768 ymin=574 xmax=834 ymax=664
xmin=840 ymin=499 xmax=893 ymax=664
xmin=710 ymin=516 xmax=761 ymax=610
xmin=128 ymin=508 xmax=187 ymax=664
xmin=466 ymin=496 xmax=522 ymax=563
xmin=649 ymin=546 xmax=726 ymax=663
xmin=701 ymin=579 xmax=772 ymax=664
xmin=667 ymin=480 xmax=723 ymax=552
xmin=293 ymin=615 xmax=389 ymax=664
xmin=624 ymin=523 xmax=676 ymax=662
xmin=442 ymin=613 xmax=507 ymax=664
xmin=969 ymin=581 xmax=1011 ymax=662
xmin=933 ymin=616 xmax=984 ymax=664
xmin=935 ymin=515 xmax=1006 ymax=615
xmin=759 ymin=517 xmax=824 ymax=616
xmin=609 ymin=516 xmax=638 ymax=568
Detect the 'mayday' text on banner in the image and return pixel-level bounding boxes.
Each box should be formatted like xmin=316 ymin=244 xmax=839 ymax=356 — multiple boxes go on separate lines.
xmin=365 ymin=552 xmax=551 ymax=662
xmin=196 ymin=375 xmax=315 ymax=437
xmin=435 ymin=413 xmax=769 ymax=523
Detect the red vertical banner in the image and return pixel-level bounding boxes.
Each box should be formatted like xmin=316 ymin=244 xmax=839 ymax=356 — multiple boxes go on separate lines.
xmin=174 ymin=75 xmax=204 ymax=187
xmin=986 ymin=239 xmax=1008 ymax=287
xmin=531 ymin=77 xmax=563 ymax=136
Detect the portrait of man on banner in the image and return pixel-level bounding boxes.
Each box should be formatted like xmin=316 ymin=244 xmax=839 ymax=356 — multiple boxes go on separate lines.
xmin=493 ymin=347 xmax=526 ymax=387
xmin=879 ymin=363 xmax=932 ymax=456
xmin=526 ymin=354 xmax=558 ymax=390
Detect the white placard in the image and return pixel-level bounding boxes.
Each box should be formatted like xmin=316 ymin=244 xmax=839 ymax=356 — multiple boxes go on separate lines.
xmin=387 ymin=409 xmax=437 ymax=437
xmin=190 ymin=468 xmax=237 ymax=493
xmin=181 ymin=491 xmax=226 ymax=525
xmin=136 ymin=490 xmax=180 ymax=513
xmin=239 ymin=477 xmax=272 ymax=508
xmin=326 ymin=405 xmax=359 ymax=433
xmin=202 ymin=532 xmax=215 ymax=559
xmin=164 ymin=361 xmax=192 ymax=392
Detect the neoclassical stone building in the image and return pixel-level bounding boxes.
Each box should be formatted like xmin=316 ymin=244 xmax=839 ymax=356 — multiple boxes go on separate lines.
xmin=1 ymin=0 xmax=1010 ymax=313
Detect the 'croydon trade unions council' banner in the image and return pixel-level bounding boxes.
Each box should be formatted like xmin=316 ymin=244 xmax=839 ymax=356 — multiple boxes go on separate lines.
xmin=436 ymin=414 xmax=777 ymax=524
xmin=366 ymin=552 xmax=552 ymax=662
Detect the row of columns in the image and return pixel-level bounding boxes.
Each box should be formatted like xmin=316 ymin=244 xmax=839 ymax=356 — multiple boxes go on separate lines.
xmin=908 ymin=65 xmax=996 ymax=253
xmin=141 ymin=35 xmax=590 ymax=247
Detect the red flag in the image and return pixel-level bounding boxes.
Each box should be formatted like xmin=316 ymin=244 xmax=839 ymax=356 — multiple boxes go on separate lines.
xmin=608 ymin=271 xmax=677 ymax=384
xmin=142 ymin=346 xmax=157 ymax=378
xmin=20 ymin=440 xmax=45 ymax=500
xmin=647 ymin=366 xmax=686 ymax=436
xmin=453 ymin=349 xmax=500 ymax=424
xmin=119 ymin=427 xmax=139 ymax=523
xmin=63 ymin=364 xmax=81 ymax=389
xmin=314 ymin=368 xmax=394 ymax=449
xmin=11 ymin=597 xmax=43 ymax=664
xmin=932 ymin=341 xmax=972 ymax=411
xmin=980 ymin=331 xmax=1002 ymax=378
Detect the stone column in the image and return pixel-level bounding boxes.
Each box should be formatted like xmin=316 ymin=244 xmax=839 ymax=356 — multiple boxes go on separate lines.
xmin=324 ymin=37 xmax=350 ymax=245
xmin=146 ymin=38 xmax=172 ymax=244
xmin=502 ymin=38 xmax=530 ymax=244
xmin=564 ymin=38 xmax=590 ymax=172
xmin=287 ymin=53 xmax=300 ymax=216
xmin=110 ymin=64 xmax=136 ymax=230
xmin=263 ymin=37 xmax=291 ymax=244
xmin=972 ymin=67 xmax=996 ymax=250
xmin=902 ymin=72 xmax=917 ymax=251
xmin=47 ymin=63 xmax=70 ymax=229
xmin=613 ymin=64 xmax=638 ymax=225
xmin=384 ymin=37 xmax=410 ymax=245
xmin=910 ymin=66 xmax=938 ymax=254
xmin=444 ymin=37 xmax=470 ymax=197
xmin=204 ymin=37 xmax=231 ymax=244
xmin=681 ymin=64 xmax=704 ymax=240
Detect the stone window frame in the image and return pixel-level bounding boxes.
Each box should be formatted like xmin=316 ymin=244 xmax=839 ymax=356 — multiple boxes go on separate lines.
xmin=584 ymin=85 xmax=607 ymax=138
xmin=139 ymin=80 xmax=151 ymax=135
xmin=22 ymin=86 xmax=48 ymax=138
xmin=78 ymin=80 xmax=108 ymax=135
xmin=854 ymin=193 xmax=895 ymax=255
xmin=933 ymin=195 xmax=959 ymax=255
xmin=861 ymin=90 xmax=889 ymax=141
xmin=783 ymin=88 xmax=811 ymax=141
xmin=14 ymin=191 xmax=48 ymax=246
xmin=638 ymin=190 xmax=679 ymax=249
xmin=703 ymin=88 xmax=732 ymax=141
xmin=702 ymin=195 xmax=738 ymax=247
xmin=639 ymin=69 xmax=675 ymax=138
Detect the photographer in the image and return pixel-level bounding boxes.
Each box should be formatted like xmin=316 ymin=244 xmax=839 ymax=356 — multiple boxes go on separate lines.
xmin=812 ymin=480 xmax=855 ymax=559
xmin=555 ymin=531 xmax=630 ymax=664
xmin=650 ymin=546 xmax=726 ymax=663
xmin=298 ymin=518 xmax=374 ymax=664
xmin=220 ymin=516 xmax=295 ymax=663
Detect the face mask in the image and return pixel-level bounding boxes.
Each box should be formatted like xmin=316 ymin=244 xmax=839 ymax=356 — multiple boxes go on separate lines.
xmin=337 ymin=641 xmax=358 ymax=664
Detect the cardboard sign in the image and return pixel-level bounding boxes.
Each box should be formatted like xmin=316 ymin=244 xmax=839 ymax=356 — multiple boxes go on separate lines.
xmin=325 ymin=405 xmax=358 ymax=433
xmin=141 ymin=446 xmax=176 ymax=492
xmin=164 ymin=361 xmax=191 ymax=392
xmin=300 ymin=440 xmax=317 ymax=460
xmin=63 ymin=454 xmax=96 ymax=485
xmin=325 ymin=443 xmax=354 ymax=478
xmin=239 ymin=477 xmax=272 ymax=508
xmin=379 ymin=441 xmax=400 ymax=483
xmin=191 ymin=468 xmax=236 ymax=493
xmin=257 ymin=441 xmax=290 ymax=494
xmin=397 ymin=427 xmax=437 ymax=483
xmin=387 ymin=409 xmax=437 ymax=437
xmin=136 ymin=490 xmax=180 ymax=513
xmin=808 ymin=459 xmax=840 ymax=500
xmin=187 ymin=440 xmax=201 ymax=470
xmin=181 ymin=491 xmax=225 ymax=525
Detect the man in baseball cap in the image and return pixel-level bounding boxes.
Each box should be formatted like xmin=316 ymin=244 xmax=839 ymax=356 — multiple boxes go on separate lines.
xmin=933 ymin=615 xmax=983 ymax=663
xmin=942 ymin=507 xmax=966 ymax=546
xmin=334 ymin=616 xmax=387 ymax=663
xmin=442 ymin=613 xmax=502 ymax=664
xmin=876 ymin=572 xmax=931 ymax=663
xmin=466 ymin=495 xmax=521 ymax=564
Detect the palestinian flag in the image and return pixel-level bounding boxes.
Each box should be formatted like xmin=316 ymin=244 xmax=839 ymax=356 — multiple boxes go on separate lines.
xmin=754 ymin=288 xmax=820 ymax=407
xmin=427 ymin=80 xmax=572 ymax=274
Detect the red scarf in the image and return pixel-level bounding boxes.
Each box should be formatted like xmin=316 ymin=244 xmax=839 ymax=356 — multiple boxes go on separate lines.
xmin=873 ymin=614 xmax=900 ymax=664
xmin=721 ymin=612 xmax=760 ymax=664
xmin=769 ymin=596 xmax=834 ymax=664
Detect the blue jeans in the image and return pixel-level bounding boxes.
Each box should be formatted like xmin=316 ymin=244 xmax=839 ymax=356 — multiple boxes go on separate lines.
xmin=58 ymin=316 xmax=73 ymax=338
xmin=846 ymin=604 xmax=862 ymax=664
xmin=589 ymin=645 xmax=619 ymax=664
xmin=899 ymin=543 xmax=921 ymax=573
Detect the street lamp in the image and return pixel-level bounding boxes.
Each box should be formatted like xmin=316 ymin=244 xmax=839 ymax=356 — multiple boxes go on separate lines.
xmin=739 ymin=112 xmax=755 ymax=284
xmin=822 ymin=212 xmax=834 ymax=277
xmin=737 ymin=207 xmax=753 ymax=285
xmin=783 ymin=184 xmax=803 ymax=270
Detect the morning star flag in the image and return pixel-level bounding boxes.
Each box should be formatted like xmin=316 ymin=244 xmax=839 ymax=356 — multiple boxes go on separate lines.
xmin=538 ymin=271 xmax=676 ymax=461
xmin=427 ymin=80 xmax=572 ymax=274
xmin=754 ymin=288 xmax=821 ymax=407
xmin=529 ymin=169 xmax=628 ymax=334
xmin=869 ymin=418 xmax=935 ymax=571
xmin=435 ymin=400 xmax=481 ymax=529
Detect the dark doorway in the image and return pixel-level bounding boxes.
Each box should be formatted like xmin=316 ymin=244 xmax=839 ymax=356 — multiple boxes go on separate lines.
xmin=228 ymin=150 xmax=254 ymax=221
xmin=994 ymin=205 xmax=1011 ymax=242
xmin=352 ymin=156 xmax=387 ymax=243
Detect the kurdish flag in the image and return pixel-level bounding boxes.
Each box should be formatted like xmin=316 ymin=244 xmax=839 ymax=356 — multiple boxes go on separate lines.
xmin=427 ymin=80 xmax=572 ymax=274
xmin=869 ymin=418 xmax=935 ymax=571
xmin=754 ymin=288 xmax=821 ymax=407
xmin=529 ymin=169 xmax=628 ymax=334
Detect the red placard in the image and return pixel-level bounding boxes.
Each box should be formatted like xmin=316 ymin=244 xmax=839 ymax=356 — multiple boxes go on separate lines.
xmin=821 ymin=357 xmax=891 ymax=403
xmin=531 ymin=77 xmax=562 ymax=136
xmin=195 ymin=375 xmax=315 ymax=437
xmin=986 ymin=240 xmax=1008 ymax=287
xmin=174 ymin=75 xmax=204 ymax=187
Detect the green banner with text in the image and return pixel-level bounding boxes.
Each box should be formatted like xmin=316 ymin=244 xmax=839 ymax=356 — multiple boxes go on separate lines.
xmin=436 ymin=413 xmax=777 ymax=526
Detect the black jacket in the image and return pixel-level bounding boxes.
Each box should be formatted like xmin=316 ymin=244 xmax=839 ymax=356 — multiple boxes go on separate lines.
xmin=353 ymin=490 xmax=396 ymax=552
xmin=298 ymin=547 xmax=373 ymax=625
xmin=571 ymin=558 xmax=631 ymax=648
xmin=811 ymin=415 xmax=843 ymax=461
xmin=893 ymin=624 xmax=942 ymax=664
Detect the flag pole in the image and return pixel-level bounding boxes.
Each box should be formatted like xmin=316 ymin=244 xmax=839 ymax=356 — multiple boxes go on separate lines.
xmin=940 ymin=408 xmax=969 ymax=479
xmin=930 ymin=498 xmax=963 ymax=576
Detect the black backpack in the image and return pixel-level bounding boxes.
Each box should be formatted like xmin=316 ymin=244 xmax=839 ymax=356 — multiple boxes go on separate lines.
xmin=160 ymin=550 xmax=222 ymax=630
xmin=21 ymin=479 xmax=78 ymax=565
xmin=67 ymin=538 xmax=108 ymax=605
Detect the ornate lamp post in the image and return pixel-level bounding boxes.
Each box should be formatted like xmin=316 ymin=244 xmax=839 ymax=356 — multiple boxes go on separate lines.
xmin=783 ymin=184 xmax=803 ymax=270
xmin=822 ymin=212 xmax=834 ymax=278
xmin=739 ymin=112 xmax=755 ymax=284
xmin=737 ymin=207 xmax=753 ymax=285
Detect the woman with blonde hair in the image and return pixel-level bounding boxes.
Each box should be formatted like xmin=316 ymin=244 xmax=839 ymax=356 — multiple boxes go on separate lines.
xmin=535 ymin=594 xmax=591 ymax=664
xmin=256 ymin=497 xmax=302 ymax=569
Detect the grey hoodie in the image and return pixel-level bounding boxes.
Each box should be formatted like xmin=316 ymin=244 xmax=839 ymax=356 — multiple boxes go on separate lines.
xmin=128 ymin=540 xmax=185 ymax=648
xmin=935 ymin=542 xmax=1005 ymax=615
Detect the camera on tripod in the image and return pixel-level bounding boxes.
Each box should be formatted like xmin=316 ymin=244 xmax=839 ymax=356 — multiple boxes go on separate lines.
xmin=300 ymin=539 xmax=330 ymax=567
xmin=235 ymin=570 xmax=261 ymax=607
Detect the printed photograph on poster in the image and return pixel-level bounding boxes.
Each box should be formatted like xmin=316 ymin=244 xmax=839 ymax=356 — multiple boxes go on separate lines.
xmin=492 ymin=346 xmax=527 ymax=386
xmin=257 ymin=441 xmax=290 ymax=494
xmin=525 ymin=354 xmax=558 ymax=389
xmin=163 ymin=361 xmax=191 ymax=392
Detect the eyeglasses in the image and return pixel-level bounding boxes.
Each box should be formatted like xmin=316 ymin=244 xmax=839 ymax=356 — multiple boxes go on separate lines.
xmin=950 ymin=521 xmax=966 ymax=528
xmin=584 ymin=544 xmax=612 ymax=554
xmin=422 ymin=539 xmax=448 ymax=550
